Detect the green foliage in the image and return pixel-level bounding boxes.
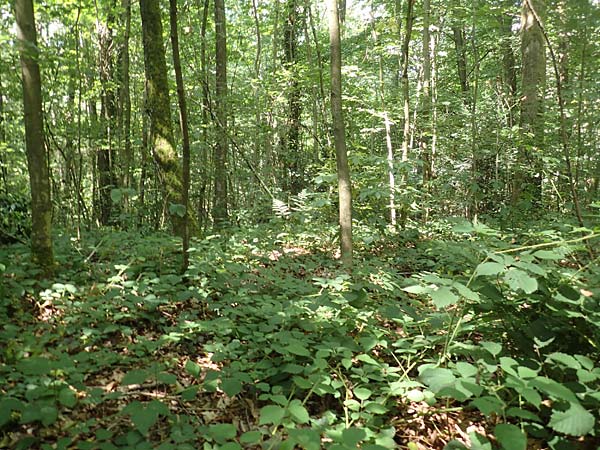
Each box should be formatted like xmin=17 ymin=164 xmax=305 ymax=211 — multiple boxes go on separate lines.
xmin=0 ymin=192 xmax=31 ymax=244
xmin=1 ymin=221 xmax=599 ymax=449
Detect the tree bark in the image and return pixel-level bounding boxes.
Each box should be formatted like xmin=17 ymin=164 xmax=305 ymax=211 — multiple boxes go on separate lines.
xmin=97 ymin=0 xmax=117 ymax=225
xmin=213 ymin=0 xmax=229 ymax=227
xmin=399 ymin=0 xmax=415 ymax=227
xmin=514 ymin=0 xmax=546 ymax=207
xmin=118 ymin=0 xmax=133 ymax=219
xmin=328 ymin=0 xmax=352 ymax=270
xmin=169 ymin=0 xmax=191 ymax=271
xmin=15 ymin=0 xmax=54 ymax=273
xmin=283 ymin=0 xmax=303 ymax=195
xmin=421 ymin=0 xmax=433 ymax=184
xmin=139 ymin=0 xmax=185 ymax=235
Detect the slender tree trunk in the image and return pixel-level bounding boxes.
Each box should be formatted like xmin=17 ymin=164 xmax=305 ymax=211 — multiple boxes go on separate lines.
xmin=499 ymin=11 xmax=517 ymax=127
xmin=452 ymin=25 xmax=470 ymax=102
xmin=514 ymin=0 xmax=545 ymax=207
xmin=169 ymin=0 xmax=191 ymax=271
xmin=0 ymin=70 xmax=7 ymax=191
xmin=328 ymin=0 xmax=352 ymax=270
xmin=371 ymin=5 xmax=396 ymax=226
xmin=140 ymin=0 xmax=185 ymax=235
xmin=399 ymin=0 xmax=415 ymax=227
xmin=421 ymin=0 xmax=433 ymax=185
xmin=213 ymin=0 xmax=229 ymax=227
xmin=96 ymin=1 xmax=117 ymax=225
xmin=283 ymin=0 xmax=303 ymax=195
xmin=198 ymin=0 xmax=210 ymax=228
xmin=118 ymin=0 xmax=132 ymax=219
xmin=15 ymin=0 xmax=54 ymax=273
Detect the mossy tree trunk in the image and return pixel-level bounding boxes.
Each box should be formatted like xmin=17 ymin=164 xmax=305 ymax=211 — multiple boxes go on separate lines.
xmin=168 ymin=0 xmax=191 ymax=271
xmin=139 ymin=0 xmax=185 ymax=235
xmin=15 ymin=0 xmax=54 ymax=274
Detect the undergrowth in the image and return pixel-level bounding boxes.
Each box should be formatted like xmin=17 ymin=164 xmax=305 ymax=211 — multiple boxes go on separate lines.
xmin=0 ymin=218 xmax=599 ymax=450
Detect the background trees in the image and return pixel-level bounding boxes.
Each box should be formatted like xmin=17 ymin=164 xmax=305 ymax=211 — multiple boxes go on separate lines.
xmin=0 ymin=0 xmax=598 ymax=260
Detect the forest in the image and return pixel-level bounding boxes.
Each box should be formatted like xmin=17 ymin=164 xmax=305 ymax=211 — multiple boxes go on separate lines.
xmin=1 ymin=0 xmax=599 ymax=448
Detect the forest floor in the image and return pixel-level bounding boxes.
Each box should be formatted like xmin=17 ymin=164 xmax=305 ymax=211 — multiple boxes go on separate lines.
xmin=1 ymin=220 xmax=599 ymax=450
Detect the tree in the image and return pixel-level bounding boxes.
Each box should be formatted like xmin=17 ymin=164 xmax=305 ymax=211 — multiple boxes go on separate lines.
xmin=514 ymin=0 xmax=546 ymax=207
xmin=139 ymin=0 xmax=185 ymax=235
xmin=328 ymin=0 xmax=352 ymax=270
xmin=169 ymin=0 xmax=191 ymax=271
xmin=14 ymin=0 xmax=54 ymax=273
xmin=213 ymin=0 xmax=229 ymax=227
xmin=282 ymin=0 xmax=303 ymax=195
xmin=96 ymin=0 xmax=117 ymax=225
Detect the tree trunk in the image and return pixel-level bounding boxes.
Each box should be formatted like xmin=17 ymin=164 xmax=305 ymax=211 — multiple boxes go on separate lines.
xmin=15 ymin=0 xmax=54 ymax=273
xmin=399 ymin=0 xmax=415 ymax=227
xmin=97 ymin=1 xmax=117 ymax=225
xmin=452 ymin=26 xmax=470 ymax=101
xmin=213 ymin=0 xmax=229 ymax=227
xmin=118 ymin=0 xmax=133 ymax=219
xmin=169 ymin=0 xmax=191 ymax=271
xmin=421 ymin=0 xmax=433 ymax=185
xmin=328 ymin=0 xmax=352 ymax=270
xmin=139 ymin=0 xmax=185 ymax=235
xmin=0 ymin=70 xmax=7 ymax=191
xmin=283 ymin=0 xmax=303 ymax=195
xmin=514 ymin=0 xmax=545 ymax=207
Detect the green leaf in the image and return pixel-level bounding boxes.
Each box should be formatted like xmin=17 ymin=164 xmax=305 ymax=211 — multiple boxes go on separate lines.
xmin=402 ymin=284 xmax=431 ymax=295
xmin=356 ymin=354 xmax=379 ymax=365
xmin=284 ymin=342 xmax=311 ymax=357
xmin=342 ymin=428 xmax=366 ymax=448
xmin=180 ymin=386 xmax=198 ymax=401
xmin=475 ymin=262 xmax=505 ymax=277
xmin=503 ymin=268 xmax=537 ymax=294
xmin=548 ymin=403 xmax=595 ymax=436
xmin=185 ymin=360 xmax=201 ymax=378
xmin=288 ymin=400 xmax=309 ymax=424
xmin=240 ymin=431 xmax=262 ymax=445
xmin=209 ymin=423 xmax=237 ymax=444
xmin=169 ymin=203 xmax=186 ymax=218
xmin=110 ymin=189 xmax=122 ymax=203
xmin=533 ymin=249 xmax=563 ymax=260
xmin=506 ymin=407 xmax=541 ymax=422
xmin=287 ymin=429 xmax=321 ymax=450
xmin=530 ymin=376 xmax=578 ymax=403
xmin=471 ymin=396 xmax=504 ymax=415
xmin=58 ymin=387 xmax=77 ymax=408
xmin=546 ymin=352 xmax=581 ymax=370
xmin=494 ymin=423 xmax=526 ymax=450
xmin=40 ymin=405 xmax=58 ymax=426
xmin=480 ymin=341 xmax=502 ymax=357
xmin=17 ymin=356 xmax=52 ymax=375
xmin=429 ymin=286 xmax=459 ymax=308
xmin=419 ymin=367 xmax=456 ymax=393
xmin=455 ymin=362 xmax=478 ymax=378
xmin=443 ymin=441 xmax=468 ymax=450
xmin=259 ymin=405 xmax=285 ymax=425
xmin=221 ymin=378 xmax=242 ymax=397
xmin=453 ymin=282 xmax=480 ymax=301
xmin=405 ymin=389 xmax=425 ymax=402
xmin=0 ymin=398 xmax=23 ymax=426
xmin=122 ymin=369 xmax=150 ymax=385
xmin=468 ymin=432 xmax=492 ymax=450
xmin=220 ymin=444 xmax=242 ymax=450
xmin=354 ymin=387 xmax=372 ymax=400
